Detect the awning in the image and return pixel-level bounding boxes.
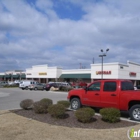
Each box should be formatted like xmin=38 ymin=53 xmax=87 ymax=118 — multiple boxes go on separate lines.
xmin=0 ymin=75 xmax=4 ymax=78
xmin=12 ymin=75 xmax=19 ymax=78
xmin=59 ymin=74 xmax=91 ymax=79
xmin=4 ymin=75 xmax=10 ymax=78
xmin=20 ymin=74 xmax=26 ymax=78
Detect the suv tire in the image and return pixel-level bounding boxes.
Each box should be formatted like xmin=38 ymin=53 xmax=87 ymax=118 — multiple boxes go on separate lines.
xmin=71 ymin=98 xmax=81 ymax=110
xmin=129 ymin=104 xmax=140 ymax=121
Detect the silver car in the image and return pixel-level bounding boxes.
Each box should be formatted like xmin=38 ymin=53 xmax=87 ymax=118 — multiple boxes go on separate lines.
xmin=28 ymin=83 xmax=45 ymax=91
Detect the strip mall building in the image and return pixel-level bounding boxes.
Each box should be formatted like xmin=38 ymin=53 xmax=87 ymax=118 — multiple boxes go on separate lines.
xmin=0 ymin=60 xmax=140 ymax=86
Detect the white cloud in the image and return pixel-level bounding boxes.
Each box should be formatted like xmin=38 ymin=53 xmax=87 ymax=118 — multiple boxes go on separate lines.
xmin=0 ymin=0 xmax=140 ymax=71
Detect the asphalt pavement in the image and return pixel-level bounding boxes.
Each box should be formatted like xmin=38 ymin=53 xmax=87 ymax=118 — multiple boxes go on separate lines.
xmin=0 ymin=87 xmax=68 ymax=110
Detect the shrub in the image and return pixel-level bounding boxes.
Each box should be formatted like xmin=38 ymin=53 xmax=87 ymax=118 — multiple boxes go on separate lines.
xmin=75 ymin=107 xmax=95 ymax=123
xmin=100 ymin=108 xmax=120 ymax=123
xmin=33 ymin=101 xmax=48 ymax=114
xmin=3 ymin=84 xmax=19 ymax=88
xmin=48 ymin=104 xmax=66 ymax=118
xmin=40 ymin=98 xmax=53 ymax=107
xmin=20 ymin=99 xmax=34 ymax=110
xmin=57 ymin=100 xmax=70 ymax=108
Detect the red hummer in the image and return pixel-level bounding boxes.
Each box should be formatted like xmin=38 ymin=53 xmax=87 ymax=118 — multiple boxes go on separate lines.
xmin=67 ymin=79 xmax=140 ymax=121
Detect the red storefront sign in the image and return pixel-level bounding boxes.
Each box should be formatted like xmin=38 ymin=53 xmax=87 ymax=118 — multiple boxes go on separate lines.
xmin=129 ymin=72 xmax=136 ymax=76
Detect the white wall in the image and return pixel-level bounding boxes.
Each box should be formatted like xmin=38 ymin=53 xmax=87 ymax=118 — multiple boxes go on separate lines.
xmin=26 ymin=65 xmax=62 ymax=79
xmin=118 ymin=61 xmax=140 ymax=80
xmin=91 ymin=63 xmax=120 ymax=79
xmin=25 ymin=61 xmax=140 ymax=81
xmin=91 ymin=61 xmax=140 ymax=80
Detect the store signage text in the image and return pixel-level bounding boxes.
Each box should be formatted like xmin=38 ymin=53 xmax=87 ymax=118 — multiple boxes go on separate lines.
xmin=26 ymin=73 xmax=31 ymax=75
xmin=129 ymin=72 xmax=136 ymax=76
xmin=39 ymin=72 xmax=47 ymax=75
xmin=96 ymin=71 xmax=111 ymax=75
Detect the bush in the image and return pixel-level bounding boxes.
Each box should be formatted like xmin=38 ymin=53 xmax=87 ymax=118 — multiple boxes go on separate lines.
xmin=3 ymin=84 xmax=19 ymax=88
xmin=100 ymin=108 xmax=120 ymax=123
xmin=33 ymin=101 xmax=49 ymax=114
xmin=75 ymin=107 xmax=95 ymax=123
xmin=48 ymin=104 xmax=66 ymax=118
xmin=20 ymin=99 xmax=34 ymax=110
xmin=57 ymin=100 xmax=70 ymax=108
xmin=40 ymin=98 xmax=53 ymax=107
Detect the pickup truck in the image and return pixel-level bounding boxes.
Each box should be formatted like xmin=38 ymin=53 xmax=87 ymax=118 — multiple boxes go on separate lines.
xmin=67 ymin=79 xmax=140 ymax=121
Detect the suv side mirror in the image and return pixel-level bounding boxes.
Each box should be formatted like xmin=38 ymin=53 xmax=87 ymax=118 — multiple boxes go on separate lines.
xmin=83 ymin=86 xmax=88 ymax=91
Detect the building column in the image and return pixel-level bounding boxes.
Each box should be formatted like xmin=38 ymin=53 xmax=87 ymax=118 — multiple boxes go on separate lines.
xmin=38 ymin=78 xmax=41 ymax=83
xmin=46 ymin=78 xmax=48 ymax=83
xmin=55 ymin=78 xmax=58 ymax=82
xmin=134 ymin=80 xmax=137 ymax=86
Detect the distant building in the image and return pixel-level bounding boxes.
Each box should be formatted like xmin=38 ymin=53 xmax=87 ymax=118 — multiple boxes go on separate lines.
xmin=0 ymin=70 xmax=26 ymax=81
xmin=0 ymin=60 xmax=140 ymax=86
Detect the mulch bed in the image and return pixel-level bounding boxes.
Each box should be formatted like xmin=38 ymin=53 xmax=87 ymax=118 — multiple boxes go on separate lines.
xmin=11 ymin=109 xmax=138 ymax=129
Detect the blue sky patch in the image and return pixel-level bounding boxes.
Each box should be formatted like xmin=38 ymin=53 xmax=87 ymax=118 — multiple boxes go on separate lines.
xmin=52 ymin=1 xmax=86 ymax=20
xmin=50 ymin=46 xmax=64 ymax=52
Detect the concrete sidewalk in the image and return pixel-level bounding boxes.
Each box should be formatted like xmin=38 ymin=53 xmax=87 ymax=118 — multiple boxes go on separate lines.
xmin=0 ymin=110 xmax=140 ymax=140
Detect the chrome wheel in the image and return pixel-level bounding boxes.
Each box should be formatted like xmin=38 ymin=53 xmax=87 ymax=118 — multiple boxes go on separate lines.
xmin=72 ymin=101 xmax=79 ymax=109
xmin=71 ymin=98 xmax=81 ymax=110
xmin=132 ymin=108 xmax=140 ymax=120
xmin=130 ymin=105 xmax=140 ymax=121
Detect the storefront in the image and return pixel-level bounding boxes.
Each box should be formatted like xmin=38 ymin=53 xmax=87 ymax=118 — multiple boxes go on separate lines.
xmin=25 ymin=64 xmax=91 ymax=83
xmin=25 ymin=64 xmax=62 ymax=83
xmin=0 ymin=60 xmax=140 ymax=86
xmin=0 ymin=70 xmax=26 ymax=81
xmin=91 ymin=61 xmax=140 ymax=86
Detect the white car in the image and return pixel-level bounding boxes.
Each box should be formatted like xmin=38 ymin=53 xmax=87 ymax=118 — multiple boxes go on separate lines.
xmin=19 ymin=80 xmax=38 ymax=90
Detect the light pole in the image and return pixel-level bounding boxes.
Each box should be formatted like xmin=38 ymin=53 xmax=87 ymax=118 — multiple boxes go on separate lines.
xmin=99 ymin=48 xmax=109 ymax=79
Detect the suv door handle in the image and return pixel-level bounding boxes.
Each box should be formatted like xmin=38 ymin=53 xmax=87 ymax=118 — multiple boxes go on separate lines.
xmin=95 ymin=93 xmax=99 ymax=96
xmin=111 ymin=94 xmax=116 ymax=96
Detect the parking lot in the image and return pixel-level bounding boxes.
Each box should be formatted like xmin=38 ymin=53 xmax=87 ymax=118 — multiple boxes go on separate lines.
xmin=0 ymin=87 xmax=68 ymax=110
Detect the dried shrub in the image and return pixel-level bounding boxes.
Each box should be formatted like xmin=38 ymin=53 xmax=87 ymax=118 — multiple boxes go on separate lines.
xmin=20 ymin=99 xmax=34 ymax=110
xmin=48 ymin=104 xmax=66 ymax=118
xmin=100 ymin=108 xmax=120 ymax=123
xmin=33 ymin=101 xmax=48 ymax=114
xmin=75 ymin=107 xmax=95 ymax=123
xmin=57 ymin=100 xmax=70 ymax=108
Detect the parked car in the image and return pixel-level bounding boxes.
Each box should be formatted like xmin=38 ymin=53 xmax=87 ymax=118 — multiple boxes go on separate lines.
xmin=0 ymin=81 xmax=8 ymax=87
xmin=19 ymin=80 xmax=38 ymax=90
xmin=28 ymin=83 xmax=45 ymax=91
xmin=60 ymin=82 xmax=71 ymax=87
xmin=44 ymin=83 xmax=59 ymax=91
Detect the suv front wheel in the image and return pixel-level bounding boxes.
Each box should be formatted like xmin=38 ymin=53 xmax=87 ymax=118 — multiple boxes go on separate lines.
xmin=71 ymin=98 xmax=81 ymax=110
xmin=129 ymin=104 xmax=140 ymax=121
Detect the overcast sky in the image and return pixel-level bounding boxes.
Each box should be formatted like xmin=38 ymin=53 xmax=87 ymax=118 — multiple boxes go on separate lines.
xmin=0 ymin=0 xmax=140 ymax=72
